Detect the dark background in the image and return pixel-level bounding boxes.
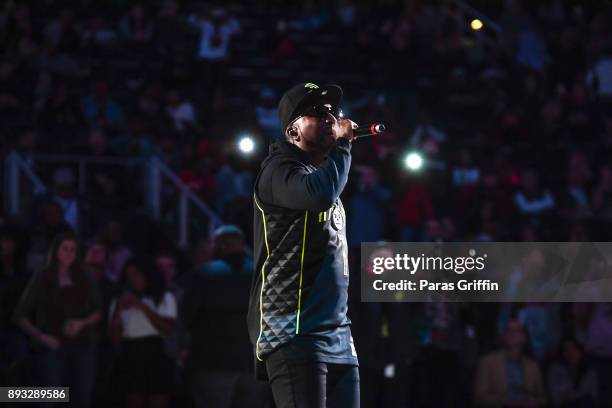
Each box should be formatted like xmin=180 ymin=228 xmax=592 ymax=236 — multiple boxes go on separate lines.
xmin=2 ymin=0 xmax=612 ymax=407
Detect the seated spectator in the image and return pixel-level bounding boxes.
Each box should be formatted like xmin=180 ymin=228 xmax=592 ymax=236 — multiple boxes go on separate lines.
xmin=559 ymin=152 xmax=592 ymax=218
xmin=294 ymin=1 xmax=330 ymax=31
xmin=14 ymin=232 xmax=101 ymax=408
xmin=517 ymin=303 xmax=562 ymax=361
xmin=124 ymin=114 xmax=158 ymax=158
xmin=547 ymin=337 xmax=598 ymax=407
xmin=165 ymin=89 xmax=197 ymax=132
xmin=348 ymin=166 xmax=391 ymax=247
xmin=119 ymin=3 xmax=154 ymax=45
xmin=452 ymin=149 xmax=481 ymax=218
xmin=136 ymin=88 xmax=174 ymax=136
xmin=214 ymin=154 xmax=253 ymax=218
xmin=396 ymin=176 xmax=434 ymax=242
xmin=188 ymin=7 xmax=241 ymax=62
xmin=408 ymin=111 xmax=447 ymax=170
xmin=47 ymin=167 xmax=92 ymax=238
xmin=267 ymin=19 xmax=296 ymax=61
xmin=409 ymin=111 xmax=447 ymax=155
xmin=109 ymin=258 xmax=176 ymax=408
xmin=586 ymin=46 xmax=612 ymax=100
xmin=452 ymin=149 xmax=480 ymax=187
xmin=42 ymin=8 xmax=81 ymax=54
xmin=335 ymin=0 xmax=356 ymax=27
xmin=27 ymin=201 xmax=73 ymax=273
xmin=99 ymin=220 xmax=132 ymax=283
xmin=81 ymin=80 xmax=124 ymax=131
xmin=255 ymin=87 xmax=280 ymax=142
xmin=474 ymin=319 xmax=547 ymax=407
xmin=84 ymin=240 xmax=118 ymax=328
xmin=191 ymin=238 xmax=213 ymax=272
xmin=200 ymin=225 xmax=253 ymax=275
xmin=155 ymin=250 xmax=182 ymax=299
xmin=514 ymin=169 xmax=555 ymax=216
xmin=516 ymin=26 xmax=548 ymax=72
xmin=177 ymin=155 xmax=216 ymax=204
xmin=166 ymin=90 xmax=197 ymax=132
xmin=81 ymin=16 xmax=118 ymax=52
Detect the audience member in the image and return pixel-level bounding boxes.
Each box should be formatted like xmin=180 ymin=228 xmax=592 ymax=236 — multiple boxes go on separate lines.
xmin=474 ymin=319 xmax=547 ymax=407
xmin=48 ymin=167 xmax=92 ymax=237
xmin=2 ymin=1 xmax=612 ymax=405
xmin=14 ymin=232 xmax=101 ymax=408
xmin=547 ymin=337 xmax=598 ymax=407
xmin=99 ymin=221 xmax=132 ymax=282
xmin=199 ymin=225 xmax=253 ymax=275
xmin=109 ymin=258 xmax=176 ymax=408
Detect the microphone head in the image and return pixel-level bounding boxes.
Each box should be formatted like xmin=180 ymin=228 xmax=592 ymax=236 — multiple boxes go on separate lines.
xmin=354 ymin=123 xmax=387 ymax=139
xmin=374 ymin=124 xmax=385 ymax=133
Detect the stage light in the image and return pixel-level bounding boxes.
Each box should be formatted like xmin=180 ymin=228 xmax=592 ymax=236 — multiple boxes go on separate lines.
xmin=471 ymin=19 xmax=483 ymax=30
xmin=238 ymin=135 xmax=255 ymax=154
xmin=404 ymin=152 xmax=424 ymax=171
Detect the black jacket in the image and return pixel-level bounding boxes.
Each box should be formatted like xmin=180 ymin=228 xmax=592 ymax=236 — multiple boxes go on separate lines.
xmin=247 ymin=138 xmax=358 ymax=371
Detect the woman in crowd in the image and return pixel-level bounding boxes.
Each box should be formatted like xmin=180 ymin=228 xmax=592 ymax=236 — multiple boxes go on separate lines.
xmin=547 ymin=337 xmax=598 ymax=407
xmin=109 ymin=258 xmax=176 ymax=408
xmin=14 ymin=232 xmax=101 ymax=407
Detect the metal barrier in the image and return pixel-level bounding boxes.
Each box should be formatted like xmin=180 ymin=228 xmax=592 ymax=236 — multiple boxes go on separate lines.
xmin=147 ymin=156 xmax=224 ymax=247
xmin=5 ymin=151 xmax=224 ymax=248
xmin=5 ymin=151 xmax=47 ymax=216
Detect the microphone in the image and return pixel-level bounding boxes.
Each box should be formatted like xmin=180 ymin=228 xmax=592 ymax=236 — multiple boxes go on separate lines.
xmin=353 ymin=123 xmax=386 ymax=138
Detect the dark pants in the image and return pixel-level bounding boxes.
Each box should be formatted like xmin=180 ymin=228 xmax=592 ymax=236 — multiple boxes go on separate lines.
xmin=591 ymin=356 xmax=612 ymax=406
xmin=265 ymin=346 xmax=360 ymax=408
xmin=34 ymin=342 xmax=97 ymax=408
xmin=190 ymin=370 xmax=270 ymax=408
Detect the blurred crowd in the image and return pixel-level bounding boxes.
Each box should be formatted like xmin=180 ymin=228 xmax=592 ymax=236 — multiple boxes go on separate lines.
xmin=2 ymin=0 xmax=612 ymax=407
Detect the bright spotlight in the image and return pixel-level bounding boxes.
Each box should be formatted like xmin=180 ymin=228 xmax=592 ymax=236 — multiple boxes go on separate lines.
xmin=470 ymin=19 xmax=483 ymax=30
xmin=404 ymin=152 xmax=423 ymax=171
xmin=238 ymin=135 xmax=255 ymax=154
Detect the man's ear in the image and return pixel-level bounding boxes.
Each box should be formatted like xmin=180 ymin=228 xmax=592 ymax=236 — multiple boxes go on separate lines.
xmin=286 ymin=126 xmax=300 ymax=142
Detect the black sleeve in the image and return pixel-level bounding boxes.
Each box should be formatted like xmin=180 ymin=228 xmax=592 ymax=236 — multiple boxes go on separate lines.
xmin=13 ymin=272 xmax=42 ymax=323
xmin=259 ymin=139 xmax=352 ymax=211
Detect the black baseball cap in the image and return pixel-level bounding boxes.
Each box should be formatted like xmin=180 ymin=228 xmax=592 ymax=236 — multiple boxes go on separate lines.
xmin=278 ymin=82 xmax=343 ymax=133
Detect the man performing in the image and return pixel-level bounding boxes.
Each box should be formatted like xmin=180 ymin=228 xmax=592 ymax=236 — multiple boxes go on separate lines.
xmin=247 ymin=82 xmax=359 ymax=408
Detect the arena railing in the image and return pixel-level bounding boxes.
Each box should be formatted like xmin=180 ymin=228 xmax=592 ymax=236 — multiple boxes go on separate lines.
xmin=5 ymin=150 xmax=47 ymax=216
xmin=5 ymin=151 xmax=224 ymax=249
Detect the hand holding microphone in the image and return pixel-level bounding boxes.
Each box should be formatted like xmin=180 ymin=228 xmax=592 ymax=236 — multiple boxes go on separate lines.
xmin=334 ymin=119 xmax=386 ymax=143
xmin=353 ymin=123 xmax=386 ymax=138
